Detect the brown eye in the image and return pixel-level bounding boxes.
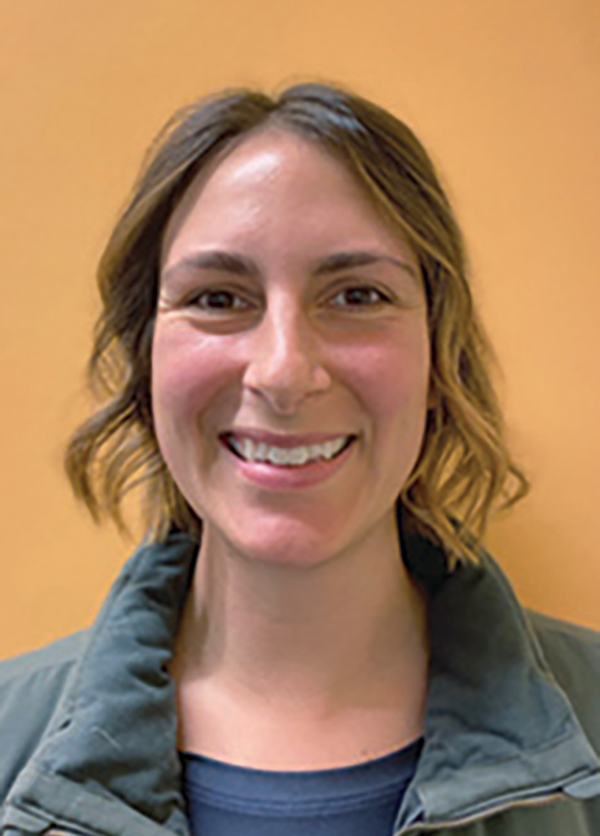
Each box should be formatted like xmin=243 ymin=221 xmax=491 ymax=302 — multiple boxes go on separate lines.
xmin=330 ymin=286 xmax=390 ymax=308
xmin=190 ymin=290 xmax=250 ymax=311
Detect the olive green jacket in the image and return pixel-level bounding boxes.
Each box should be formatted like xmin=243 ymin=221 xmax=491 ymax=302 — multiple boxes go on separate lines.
xmin=1 ymin=522 xmax=599 ymax=835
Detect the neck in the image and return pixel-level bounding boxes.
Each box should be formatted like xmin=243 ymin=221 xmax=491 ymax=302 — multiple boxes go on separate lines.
xmin=172 ymin=513 xmax=430 ymax=765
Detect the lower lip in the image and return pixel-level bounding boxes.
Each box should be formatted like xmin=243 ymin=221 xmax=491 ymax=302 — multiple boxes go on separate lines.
xmin=220 ymin=437 xmax=356 ymax=490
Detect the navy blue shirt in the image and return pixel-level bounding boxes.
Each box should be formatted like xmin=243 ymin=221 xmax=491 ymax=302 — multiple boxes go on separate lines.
xmin=181 ymin=738 xmax=422 ymax=836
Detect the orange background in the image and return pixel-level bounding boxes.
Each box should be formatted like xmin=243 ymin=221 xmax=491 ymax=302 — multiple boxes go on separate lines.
xmin=1 ymin=0 xmax=598 ymax=658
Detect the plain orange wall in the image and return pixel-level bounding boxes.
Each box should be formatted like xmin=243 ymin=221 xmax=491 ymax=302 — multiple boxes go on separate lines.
xmin=1 ymin=0 xmax=598 ymax=658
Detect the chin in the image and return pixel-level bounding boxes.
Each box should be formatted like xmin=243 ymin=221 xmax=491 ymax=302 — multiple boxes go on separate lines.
xmin=212 ymin=516 xmax=349 ymax=570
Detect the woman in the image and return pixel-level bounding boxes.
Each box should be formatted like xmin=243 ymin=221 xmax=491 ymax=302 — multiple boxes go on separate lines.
xmin=1 ymin=82 xmax=599 ymax=836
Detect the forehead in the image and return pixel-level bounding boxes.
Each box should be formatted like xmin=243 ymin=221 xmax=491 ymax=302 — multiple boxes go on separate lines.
xmin=161 ymin=127 xmax=414 ymax=268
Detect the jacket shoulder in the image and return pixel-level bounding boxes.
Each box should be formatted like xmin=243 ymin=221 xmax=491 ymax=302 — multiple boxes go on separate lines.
xmin=527 ymin=610 xmax=600 ymax=754
xmin=0 ymin=631 xmax=88 ymax=803
xmin=0 ymin=631 xmax=87 ymax=681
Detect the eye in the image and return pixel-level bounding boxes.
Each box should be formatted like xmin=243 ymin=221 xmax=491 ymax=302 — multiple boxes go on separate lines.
xmin=329 ymin=286 xmax=391 ymax=309
xmin=188 ymin=289 xmax=252 ymax=312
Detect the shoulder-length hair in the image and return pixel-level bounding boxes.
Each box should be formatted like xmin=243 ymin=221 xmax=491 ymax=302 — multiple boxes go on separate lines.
xmin=64 ymin=82 xmax=528 ymax=564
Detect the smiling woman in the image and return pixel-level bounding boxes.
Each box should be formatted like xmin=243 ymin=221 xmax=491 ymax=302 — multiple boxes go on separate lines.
xmin=65 ymin=86 xmax=527 ymax=563
xmin=152 ymin=128 xmax=431 ymax=572
xmin=1 ymin=83 xmax=599 ymax=836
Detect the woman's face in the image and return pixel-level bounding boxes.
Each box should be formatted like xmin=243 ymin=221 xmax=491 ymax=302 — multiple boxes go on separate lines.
xmin=153 ymin=128 xmax=430 ymax=568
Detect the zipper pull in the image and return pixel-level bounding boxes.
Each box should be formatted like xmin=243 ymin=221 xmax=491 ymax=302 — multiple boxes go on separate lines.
xmin=564 ymin=773 xmax=600 ymax=800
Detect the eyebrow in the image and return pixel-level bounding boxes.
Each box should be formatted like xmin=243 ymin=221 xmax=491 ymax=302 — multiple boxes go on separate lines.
xmin=162 ymin=249 xmax=419 ymax=284
xmin=313 ymin=251 xmax=418 ymax=280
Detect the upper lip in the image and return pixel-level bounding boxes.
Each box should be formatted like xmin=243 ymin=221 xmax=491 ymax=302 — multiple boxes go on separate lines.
xmin=222 ymin=429 xmax=356 ymax=449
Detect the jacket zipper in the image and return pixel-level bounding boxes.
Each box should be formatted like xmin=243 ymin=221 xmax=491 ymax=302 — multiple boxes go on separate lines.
xmin=29 ymin=773 xmax=600 ymax=835
xmin=44 ymin=789 xmax=578 ymax=836
xmin=396 ymin=790 xmax=565 ymax=833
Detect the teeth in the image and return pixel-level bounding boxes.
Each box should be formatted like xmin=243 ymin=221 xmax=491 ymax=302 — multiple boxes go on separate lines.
xmin=228 ymin=435 xmax=351 ymax=466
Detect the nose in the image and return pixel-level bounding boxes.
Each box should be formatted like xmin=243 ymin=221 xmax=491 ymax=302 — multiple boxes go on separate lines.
xmin=242 ymin=300 xmax=332 ymax=414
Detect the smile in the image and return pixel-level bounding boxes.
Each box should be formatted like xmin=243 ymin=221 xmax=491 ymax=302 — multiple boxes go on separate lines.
xmin=223 ymin=433 xmax=356 ymax=468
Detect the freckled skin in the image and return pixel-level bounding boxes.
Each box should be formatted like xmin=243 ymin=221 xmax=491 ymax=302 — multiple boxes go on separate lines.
xmin=153 ymin=129 xmax=430 ymax=571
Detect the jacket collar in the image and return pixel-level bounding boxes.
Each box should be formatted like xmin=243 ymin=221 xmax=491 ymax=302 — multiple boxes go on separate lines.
xmin=397 ymin=518 xmax=600 ymax=827
xmin=5 ymin=510 xmax=600 ymax=835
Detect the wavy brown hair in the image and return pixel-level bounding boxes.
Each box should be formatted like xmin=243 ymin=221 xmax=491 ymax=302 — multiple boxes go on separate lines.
xmin=64 ymin=81 xmax=529 ymax=563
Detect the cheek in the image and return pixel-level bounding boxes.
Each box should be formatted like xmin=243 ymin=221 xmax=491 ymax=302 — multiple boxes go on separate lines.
xmin=334 ymin=327 xmax=430 ymax=427
xmin=151 ymin=326 xmax=235 ymax=439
